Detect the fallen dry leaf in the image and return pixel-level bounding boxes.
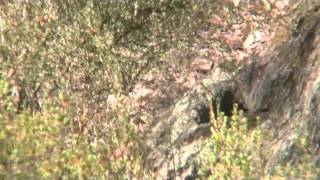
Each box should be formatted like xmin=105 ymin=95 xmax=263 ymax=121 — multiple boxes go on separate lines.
xmin=211 ymin=15 xmax=225 ymax=26
xmin=107 ymin=94 xmax=118 ymax=110
xmin=110 ymin=144 xmax=129 ymax=161
xmin=191 ymin=57 xmax=213 ymax=71
xmin=243 ymin=31 xmax=255 ymax=48
xmin=261 ymin=0 xmax=271 ymax=11
xmin=233 ymin=50 xmax=248 ymax=62
xmin=241 ymin=11 xmax=251 ymax=21
xmin=274 ymin=1 xmax=285 ymax=10
xmin=254 ymin=30 xmax=262 ymax=42
xmin=183 ymin=72 xmax=197 ymax=87
xmin=220 ymin=32 xmax=243 ymax=47
xmin=131 ymin=83 xmax=153 ymax=99
xmin=232 ymin=0 xmax=240 ymax=7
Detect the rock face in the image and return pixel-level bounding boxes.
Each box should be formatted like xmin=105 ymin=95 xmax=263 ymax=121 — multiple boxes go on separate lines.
xmin=144 ymin=67 xmax=233 ymax=179
xmin=144 ymin=2 xmax=320 ymax=179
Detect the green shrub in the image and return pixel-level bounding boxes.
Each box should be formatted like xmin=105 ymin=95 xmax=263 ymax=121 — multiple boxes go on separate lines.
xmin=200 ymin=104 xmax=265 ymax=179
xmin=0 ymin=1 xmax=217 ymax=178
xmin=0 ymin=77 xmax=150 ymax=179
xmin=200 ymin=103 xmax=319 ymax=179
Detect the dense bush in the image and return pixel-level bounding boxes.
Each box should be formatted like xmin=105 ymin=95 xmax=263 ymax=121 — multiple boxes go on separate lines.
xmin=200 ymin=103 xmax=319 ymax=179
xmin=200 ymin=104 xmax=265 ymax=179
xmin=0 ymin=0 xmax=221 ymax=178
xmin=2 ymin=0 xmax=316 ymax=179
xmin=0 ymin=77 xmax=149 ymax=179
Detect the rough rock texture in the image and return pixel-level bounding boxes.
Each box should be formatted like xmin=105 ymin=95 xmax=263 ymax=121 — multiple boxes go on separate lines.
xmin=144 ymin=67 xmax=233 ymax=179
xmin=144 ymin=2 xmax=320 ymax=179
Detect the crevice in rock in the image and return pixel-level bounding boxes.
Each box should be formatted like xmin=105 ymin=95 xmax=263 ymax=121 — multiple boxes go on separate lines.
xmin=197 ymin=89 xmax=247 ymax=125
xmin=197 ymin=104 xmax=210 ymax=124
xmin=219 ymin=90 xmax=237 ymax=117
xmin=213 ymin=90 xmax=247 ymax=117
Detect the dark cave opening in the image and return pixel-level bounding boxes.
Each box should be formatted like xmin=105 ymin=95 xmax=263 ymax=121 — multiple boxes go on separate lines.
xmin=219 ymin=90 xmax=237 ymax=117
xmin=197 ymin=90 xmax=246 ymax=125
